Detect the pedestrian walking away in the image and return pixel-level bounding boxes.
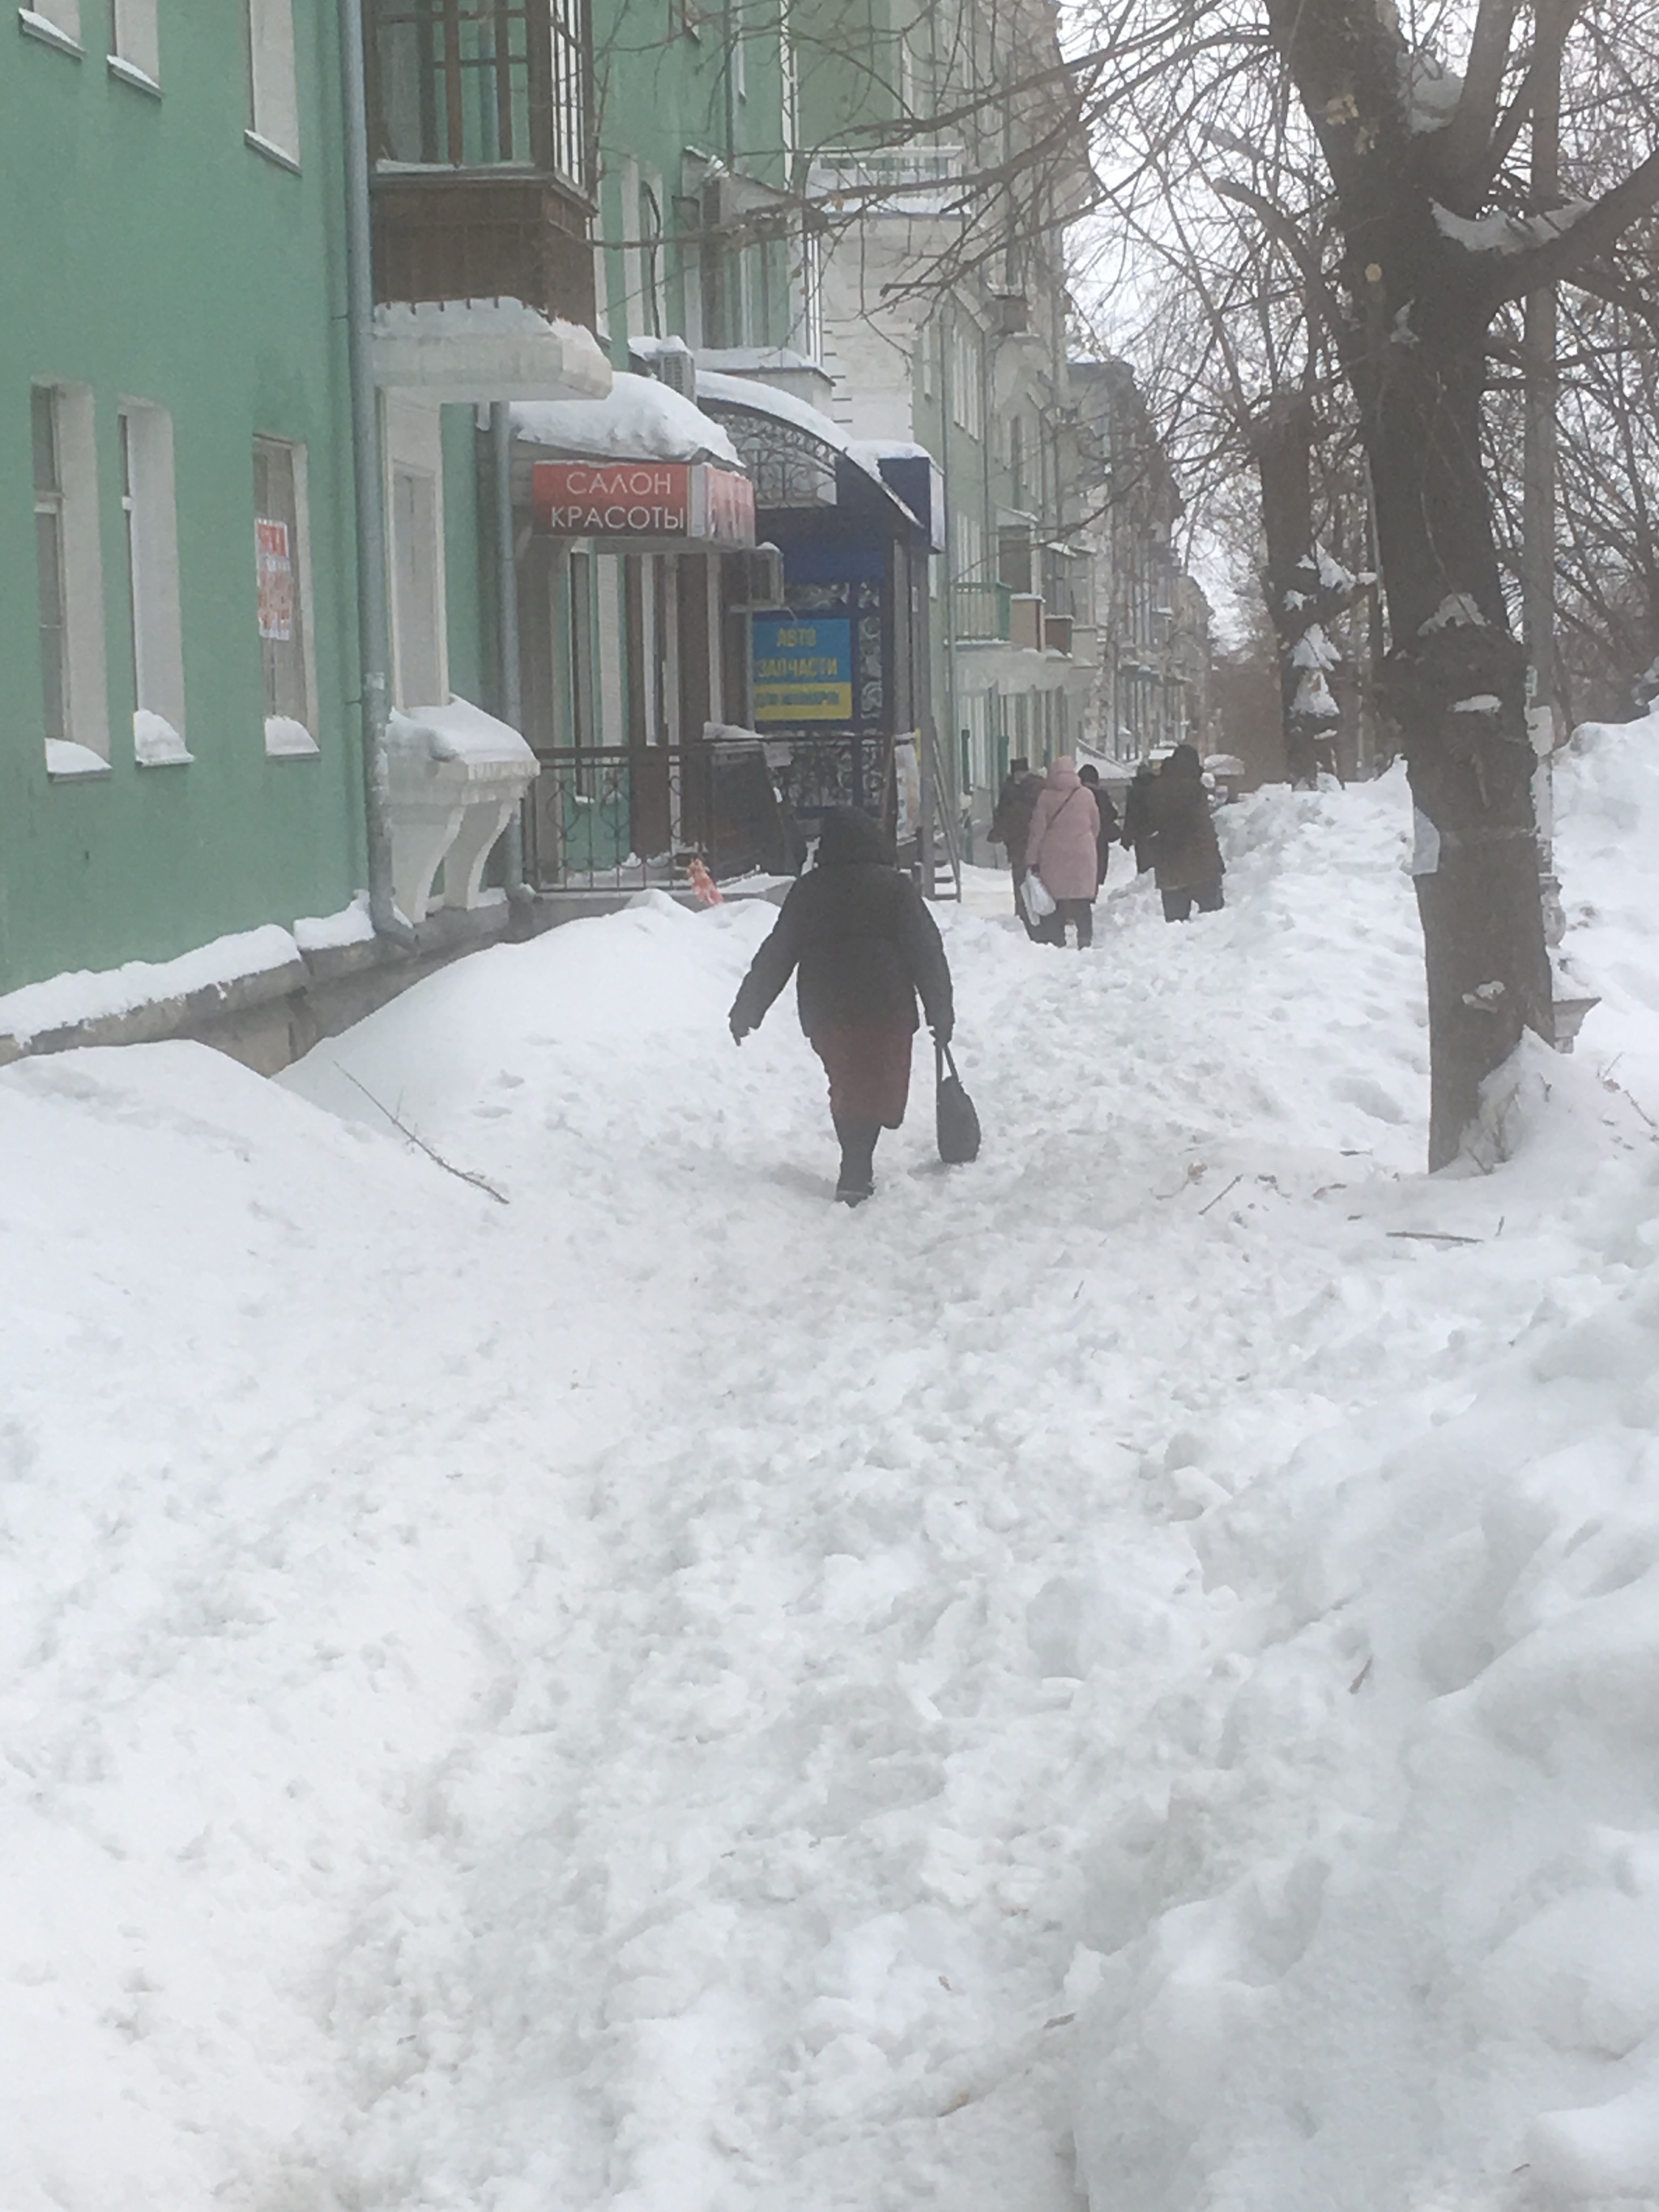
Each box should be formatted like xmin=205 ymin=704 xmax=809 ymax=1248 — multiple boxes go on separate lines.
xmin=727 ymin=808 xmax=954 ymax=1205
xmin=1024 ymin=756 xmax=1101 ymax=949
xmin=1078 ymin=763 xmax=1120 ymax=890
xmin=1147 ymin=742 xmax=1226 ymax=922
xmin=1120 ymin=759 xmax=1159 ymax=876
xmin=989 ymin=757 xmax=1047 ymax=936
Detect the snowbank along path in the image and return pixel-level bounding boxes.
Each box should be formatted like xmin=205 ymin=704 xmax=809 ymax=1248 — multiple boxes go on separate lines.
xmin=6 ymin=731 xmax=1659 ymax=2211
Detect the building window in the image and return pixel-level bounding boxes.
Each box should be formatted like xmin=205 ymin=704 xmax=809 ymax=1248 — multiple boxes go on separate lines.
xmin=108 ymin=0 xmax=158 ymax=79
xmin=367 ymin=0 xmax=587 ymax=186
xmin=33 ymin=390 xmax=70 ymax=752
xmin=33 ymin=383 xmax=110 ymax=774
xmin=118 ymin=403 xmax=189 ymax=762
xmin=245 ymin=0 xmax=299 ymax=160
xmin=254 ymin=435 xmax=318 ymax=754
xmin=791 ymin=223 xmax=822 ymax=362
xmin=950 ymin=322 xmax=983 ymax=441
xmin=20 ymin=0 xmax=80 ymax=49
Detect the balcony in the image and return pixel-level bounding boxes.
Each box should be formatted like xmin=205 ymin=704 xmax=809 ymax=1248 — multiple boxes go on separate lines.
xmin=371 ymin=173 xmax=595 ymax=329
xmin=954 ymin=579 xmax=1011 ymax=641
xmin=807 ymin=145 xmax=968 ymax=217
xmin=365 ymin=0 xmax=603 ymax=394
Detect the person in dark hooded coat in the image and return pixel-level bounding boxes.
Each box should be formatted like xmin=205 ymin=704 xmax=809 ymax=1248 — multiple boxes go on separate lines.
xmin=728 ymin=808 xmax=954 ymax=1204
xmin=1078 ymin=763 xmax=1120 ymax=885
xmin=1120 ymin=760 xmax=1158 ymax=874
xmin=1146 ymin=742 xmax=1226 ymax=920
xmin=989 ymin=757 xmax=1047 ymax=935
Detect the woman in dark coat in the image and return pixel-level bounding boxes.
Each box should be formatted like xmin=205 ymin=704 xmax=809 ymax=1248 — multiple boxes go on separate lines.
xmin=1146 ymin=743 xmax=1225 ymax=921
xmin=728 ymin=808 xmax=954 ymax=1204
xmin=1078 ymin=764 xmax=1120 ymax=886
xmin=1120 ymin=761 xmax=1158 ymax=875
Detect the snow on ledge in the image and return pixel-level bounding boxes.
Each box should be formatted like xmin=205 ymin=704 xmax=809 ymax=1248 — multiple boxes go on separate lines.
xmin=697 ymin=369 xmax=850 ymax=449
xmin=266 ymin=716 xmax=321 ymax=759
xmin=45 ymin=740 xmax=112 ymax=779
xmin=512 ymin=372 xmax=740 ymax=468
xmin=371 ymin=298 xmax=612 ymax=403
xmin=134 ymin=710 xmax=194 ymax=767
xmin=386 ymin=695 xmax=537 ymax=770
xmin=0 ymin=924 xmax=303 ymax=1047
xmin=293 ymin=895 xmax=376 ymax=953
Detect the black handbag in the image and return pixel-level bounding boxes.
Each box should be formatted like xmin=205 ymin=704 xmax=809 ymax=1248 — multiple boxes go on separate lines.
xmin=936 ymin=1041 xmax=981 ymax=1165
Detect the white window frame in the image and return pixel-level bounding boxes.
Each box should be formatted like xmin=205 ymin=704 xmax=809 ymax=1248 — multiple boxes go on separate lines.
xmin=118 ymin=401 xmax=189 ymax=762
xmin=254 ymin=433 xmax=321 ymax=756
xmin=383 ymin=396 xmax=449 ymax=712
xmin=33 ymin=382 xmax=111 ymax=775
xmin=245 ymin=0 xmax=300 ymax=164
xmin=19 ymin=0 xmax=80 ymax=53
xmin=108 ymin=0 xmax=158 ymax=83
xmin=951 ymin=323 xmax=983 ymax=442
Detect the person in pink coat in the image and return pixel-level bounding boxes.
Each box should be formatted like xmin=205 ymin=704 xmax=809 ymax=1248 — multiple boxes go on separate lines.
xmin=1023 ymin=757 xmax=1102 ymax=948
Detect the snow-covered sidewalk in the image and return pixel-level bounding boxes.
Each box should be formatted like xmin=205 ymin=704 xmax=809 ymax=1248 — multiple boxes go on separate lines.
xmin=7 ymin=732 xmax=1659 ymax=2210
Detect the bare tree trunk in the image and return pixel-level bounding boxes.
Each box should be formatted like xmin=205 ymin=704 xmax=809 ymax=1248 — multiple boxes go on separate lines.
xmin=1359 ymin=264 xmax=1551 ymax=1166
xmin=1253 ymin=393 xmax=1324 ymax=783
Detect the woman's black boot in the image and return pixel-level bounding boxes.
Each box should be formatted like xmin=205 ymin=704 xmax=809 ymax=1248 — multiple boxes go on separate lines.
xmin=834 ymin=1118 xmax=880 ymax=1204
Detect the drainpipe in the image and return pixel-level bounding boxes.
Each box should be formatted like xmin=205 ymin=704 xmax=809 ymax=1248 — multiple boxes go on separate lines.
xmin=490 ymin=400 xmax=531 ymax=903
xmin=338 ymin=0 xmax=414 ymax=945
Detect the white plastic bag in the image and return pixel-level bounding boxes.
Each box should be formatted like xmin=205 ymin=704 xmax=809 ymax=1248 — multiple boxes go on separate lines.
xmin=1021 ymin=869 xmax=1056 ymax=920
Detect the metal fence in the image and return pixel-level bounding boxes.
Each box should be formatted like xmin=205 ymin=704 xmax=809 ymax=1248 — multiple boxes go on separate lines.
xmin=525 ymin=734 xmax=898 ymax=893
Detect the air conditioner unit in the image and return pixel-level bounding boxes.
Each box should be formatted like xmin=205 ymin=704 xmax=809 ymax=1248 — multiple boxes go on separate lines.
xmin=730 ymin=543 xmax=787 ymax=610
xmin=654 ymin=342 xmax=697 ymax=401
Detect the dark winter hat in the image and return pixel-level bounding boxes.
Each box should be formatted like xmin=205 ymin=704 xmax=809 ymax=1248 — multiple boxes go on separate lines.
xmin=1010 ymin=757 xmax=1030 ymax=774
xmin=1166 ymin=743 xmax=1203 ymax=780
xmin=1078 ymin=763 xmax=1100 ymax=783
xmin=814 ymin=807 xmax=894 ymax=867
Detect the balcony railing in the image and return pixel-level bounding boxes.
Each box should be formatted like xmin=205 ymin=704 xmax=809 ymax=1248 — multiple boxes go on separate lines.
xmin=953 ymin=578 xmax=1011 ymax=641
xmin=807 ymin=145 xmax=968 ymax=215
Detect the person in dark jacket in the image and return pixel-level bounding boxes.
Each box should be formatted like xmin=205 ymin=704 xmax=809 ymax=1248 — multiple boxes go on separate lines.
xmin=1120 ymin=761 xmax=1158 ymax=875
xmin=1078 ymin=764 xmax=1120 ymax=888
xmin=989 ymin=758 xmax=1046 ymax=935
xmin=1147 ymin=743 xmax=1225 ymax=921
xmin=728 ymin=808 xmax=954 ymax=1204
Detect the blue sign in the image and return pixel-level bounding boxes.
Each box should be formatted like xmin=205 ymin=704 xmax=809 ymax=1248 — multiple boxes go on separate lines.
xmin=752 ymin=616 xmax=854 ymax=722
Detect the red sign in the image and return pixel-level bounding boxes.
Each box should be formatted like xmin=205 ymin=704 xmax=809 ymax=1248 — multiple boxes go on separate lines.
xmin=702 ymin=465 xmax=756 ymax=548
xmin=531 ymin=461 xmax=756 ymax=548
xmin=255 ymin=518 xmax=293 ymax=641
xmin=533 ymin=462 xmax=691 ymax=537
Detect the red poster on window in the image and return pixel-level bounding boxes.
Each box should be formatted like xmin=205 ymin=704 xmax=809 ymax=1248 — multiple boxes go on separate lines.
xmin=256 ymin=518 xmax=294 ymax=642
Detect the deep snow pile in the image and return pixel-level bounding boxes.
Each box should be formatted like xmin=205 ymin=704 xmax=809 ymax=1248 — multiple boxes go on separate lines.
xmin=2 ymin=732 xmax=1659 ymax=2210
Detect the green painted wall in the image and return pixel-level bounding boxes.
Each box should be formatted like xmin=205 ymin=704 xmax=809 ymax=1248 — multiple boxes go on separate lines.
xmin=0 ymin=3 xmax=363 ymax=996
xmin=591 ymin=0 xmax=796 ymax=360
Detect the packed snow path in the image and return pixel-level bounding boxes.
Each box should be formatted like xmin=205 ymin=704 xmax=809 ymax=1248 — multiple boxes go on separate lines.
xmin=9 ymin=744 xmax=1659 ymax=2210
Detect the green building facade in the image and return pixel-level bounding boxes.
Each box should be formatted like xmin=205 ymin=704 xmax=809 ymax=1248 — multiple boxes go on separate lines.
xmin=1 ymin=0 xmax=495 ymax=1004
